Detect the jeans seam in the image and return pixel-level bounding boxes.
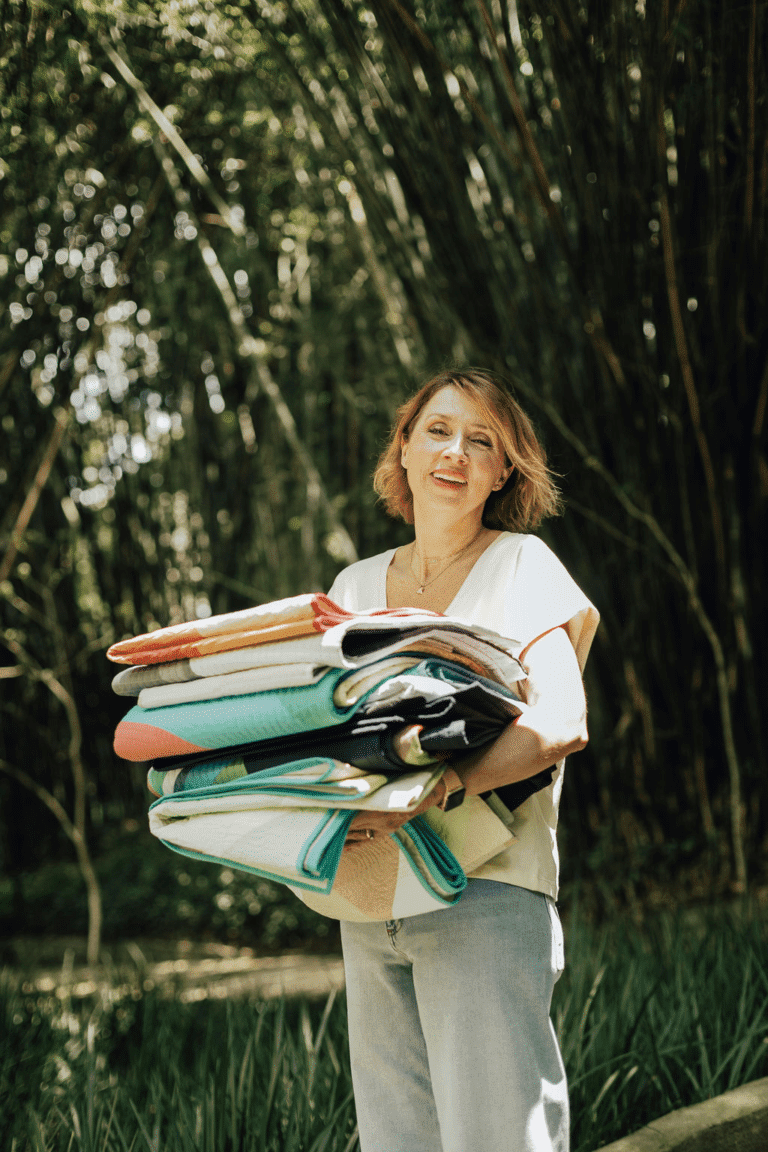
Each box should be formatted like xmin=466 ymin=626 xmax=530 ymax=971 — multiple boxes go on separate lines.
xmin=385 ymin=918 xmax=409 ymax=958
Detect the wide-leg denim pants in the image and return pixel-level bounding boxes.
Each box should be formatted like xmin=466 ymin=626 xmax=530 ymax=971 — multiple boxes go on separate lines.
xmin=340 ymin=880 xmax=568 ymax=1152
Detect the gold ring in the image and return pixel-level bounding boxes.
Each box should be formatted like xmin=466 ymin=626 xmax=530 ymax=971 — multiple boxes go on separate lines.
xmin=366 ymin=829 xmax=375 ymax=839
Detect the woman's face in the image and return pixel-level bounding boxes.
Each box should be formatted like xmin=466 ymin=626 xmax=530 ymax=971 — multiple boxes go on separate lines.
xmin=400 ymin=386 xmax=512 ymax=524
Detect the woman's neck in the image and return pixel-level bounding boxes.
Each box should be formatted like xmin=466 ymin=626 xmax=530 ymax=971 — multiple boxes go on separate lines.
xmin=411 ymin=511 xmax=488 ymax=563
xmin=387 ymin=515 xmax=501 ymax=611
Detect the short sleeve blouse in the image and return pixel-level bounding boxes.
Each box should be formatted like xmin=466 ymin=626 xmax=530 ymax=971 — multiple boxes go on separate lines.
xmin=328 ymin=532 xmax=599 ymax=898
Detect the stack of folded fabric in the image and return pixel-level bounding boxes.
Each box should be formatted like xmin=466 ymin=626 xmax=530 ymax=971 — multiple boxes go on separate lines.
xmin=108 ymin=593 xmax=533 ymax=922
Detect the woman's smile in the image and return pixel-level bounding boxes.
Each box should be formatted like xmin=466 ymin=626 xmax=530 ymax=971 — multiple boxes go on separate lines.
xmin=431 ymin=469 xmax=468 ymax=488
xmin=401 ymin=386 xmax=510 ymax=518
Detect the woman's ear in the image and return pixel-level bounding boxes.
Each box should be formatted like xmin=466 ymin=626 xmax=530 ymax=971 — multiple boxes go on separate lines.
xmin=494 ymin=465 xmax=513 ymax=491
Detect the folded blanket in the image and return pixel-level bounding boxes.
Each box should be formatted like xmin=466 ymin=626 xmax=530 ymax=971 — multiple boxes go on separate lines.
xmin=108 ymin=597 xmax=526 ymax=690
xmin=148 ymin=756 xmax=445 ymax=810
xmin=137 ymin=663 xmax=329 ymax=709
xmin=331 ymin=656 xmax=421 ymax=705
xmin=147 ymin=720 xmax=440 ymax=794
xmin=118 ymin=659 xmax=524 ymax=766
xmin=147 ymin=762 xmax=514 ymax=917
xmin=291 ymin=794 xmax=515 ymax=921
xmin=107 ymin=594 xmax=348 ymax=666
xmin=111 ymin=635 xmax=493 ymax=697
xmin=150 ymin=798 xmax=354 ymax=891
xmin=107 ymin=595 xmax=443 ymax=666
xmin=148 ymin=760 xmax=443 ymax=891
xmin=113 ymin=652 xmax=420 ymax=702
xmin=321 ymin=614 xmax=526 ymax=684
xmin=114 ymin=667 xmax=355 ymax=761
xmin=133 ymin=655 xmax=419 ymax=710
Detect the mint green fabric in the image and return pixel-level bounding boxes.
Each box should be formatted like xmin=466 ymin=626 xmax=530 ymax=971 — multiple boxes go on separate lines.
xmin=148 ymin=777 xmax=465 ymax=901
xmin=115 ymin=667 xmax=354 ymax=760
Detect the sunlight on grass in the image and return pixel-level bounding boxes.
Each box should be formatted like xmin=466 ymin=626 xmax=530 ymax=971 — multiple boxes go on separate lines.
xmin=1 ymin=905 xmax=766 ymax=1151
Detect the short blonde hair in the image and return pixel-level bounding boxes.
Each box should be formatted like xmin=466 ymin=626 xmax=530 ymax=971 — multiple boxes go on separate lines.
xmin=373 ymin=368 xmax=562 ymax=530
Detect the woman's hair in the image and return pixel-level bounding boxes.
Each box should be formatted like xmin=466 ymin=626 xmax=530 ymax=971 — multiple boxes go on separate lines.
xmin=373 ymin=368 xmax=562 ymax=531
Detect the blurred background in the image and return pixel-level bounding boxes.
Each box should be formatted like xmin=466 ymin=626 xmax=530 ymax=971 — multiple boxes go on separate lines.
xmin=1 ymin=0 xmax=766 ymax=968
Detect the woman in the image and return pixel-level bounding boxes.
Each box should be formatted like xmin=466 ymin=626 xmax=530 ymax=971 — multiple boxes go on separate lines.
xmin=327 ymin=368 xmax=599 ymax=1152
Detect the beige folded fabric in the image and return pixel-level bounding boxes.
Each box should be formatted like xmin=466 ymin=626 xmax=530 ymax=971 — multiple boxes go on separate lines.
xmin=291 ymin=793 xmax=516 ymax=922
xmin=138 ymin=662 xmax=330 ymax=709
xmin=107 ymin=593 xmax=353 ymax=665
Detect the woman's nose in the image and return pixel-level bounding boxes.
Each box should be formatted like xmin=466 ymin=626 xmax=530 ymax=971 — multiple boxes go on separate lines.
xmin=442 ymin=433 xmax=468 ymax=459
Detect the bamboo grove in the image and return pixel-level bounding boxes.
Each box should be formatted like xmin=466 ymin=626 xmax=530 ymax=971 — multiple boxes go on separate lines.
xmin=0 ymin=0 xmax=766 ymax=936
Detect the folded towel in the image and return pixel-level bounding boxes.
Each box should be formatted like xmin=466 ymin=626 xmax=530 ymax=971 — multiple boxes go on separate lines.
xmin=147 ymin=762 xmax=514 ymax=917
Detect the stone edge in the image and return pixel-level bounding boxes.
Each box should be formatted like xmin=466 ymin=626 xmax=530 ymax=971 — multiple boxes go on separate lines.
xmin=593 ymin=1078 xmax=768 ymax=1152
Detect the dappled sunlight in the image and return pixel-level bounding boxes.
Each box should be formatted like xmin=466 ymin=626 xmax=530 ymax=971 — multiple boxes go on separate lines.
xmin=0 ymin=6 xmax=765 ymax=1118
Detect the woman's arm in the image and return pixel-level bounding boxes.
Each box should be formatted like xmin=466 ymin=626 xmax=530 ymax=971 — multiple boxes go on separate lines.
xmin=345 ymin=625 xmax=588 ymax=841
xmin=453 ymin=624 xmax=588 ymax=796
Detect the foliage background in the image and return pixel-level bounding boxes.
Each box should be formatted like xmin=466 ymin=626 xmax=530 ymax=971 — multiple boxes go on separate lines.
xmin=1 ymin=0 xmax=766 ymax=953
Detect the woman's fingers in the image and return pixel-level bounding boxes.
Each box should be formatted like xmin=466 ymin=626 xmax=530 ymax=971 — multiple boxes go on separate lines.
xmin=343 ymin=785 xmax=441 ymax=849
xmin=344 ymin=810 xmax=413 ymax=845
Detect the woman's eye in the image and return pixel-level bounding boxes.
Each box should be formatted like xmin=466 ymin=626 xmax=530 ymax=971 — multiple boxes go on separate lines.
xmin=428 ymin=426 xmax=448 ymax=435
xmin=472 ymin=437 xmax=492 ymax=447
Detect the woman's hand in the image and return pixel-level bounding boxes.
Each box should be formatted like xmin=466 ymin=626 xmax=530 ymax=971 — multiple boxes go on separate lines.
xmin=343 ymin=781 xmax=443 ymax=847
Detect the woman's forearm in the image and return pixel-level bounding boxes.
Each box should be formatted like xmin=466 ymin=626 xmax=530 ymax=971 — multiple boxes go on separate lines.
xmin=451 ymin=707 xmax=588 ymax=797
xmin=448 ymin=624 xmax=590 ymax=797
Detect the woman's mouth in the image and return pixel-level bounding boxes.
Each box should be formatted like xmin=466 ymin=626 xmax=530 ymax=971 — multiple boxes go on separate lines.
xmin=431 ymin=471 xmax=467 ymax=487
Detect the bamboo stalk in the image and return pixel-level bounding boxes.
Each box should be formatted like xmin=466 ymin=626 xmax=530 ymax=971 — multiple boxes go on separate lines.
xmin=0 ymin=154 xmax=165 ymax=583
xmin=0 ymin=759 xmax=102 ymax=966
xmin=98 ymin=32 xmax=245 ymax=237
xmin=151 ymin=134 xmax=358 ymax=567
xmin=384 ymin=0 xmax=627 ymax=390
xmin=0 ymin=350 xmax=17 ymax=399
xmin=656 ymin=109 xmax=726 ymax=584
xmin=1 ymin=619 xmax=103 ymax=964
xmin=0 ymin=405 xmax=70 ymax=584
xmin=745 ymin=0 xmax=757 ymax=235
xmin=514 ymin=380 xmax=748 ymax=891
xmin=752 ymin=357 xmax=768 ymax=438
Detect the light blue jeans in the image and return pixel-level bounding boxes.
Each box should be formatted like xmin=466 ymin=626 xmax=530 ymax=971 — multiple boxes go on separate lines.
xmin=340 ymin=880 xmax=568 ymax=1152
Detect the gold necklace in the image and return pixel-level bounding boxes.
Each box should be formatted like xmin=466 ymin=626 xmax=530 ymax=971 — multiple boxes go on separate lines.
xmin=409 ymin=531 xmax=485 ymax=595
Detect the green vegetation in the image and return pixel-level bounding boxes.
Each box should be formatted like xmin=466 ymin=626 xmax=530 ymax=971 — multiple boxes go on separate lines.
xmin=0 ymin=823 xmax=340 ymax=957
xmin=2 ymin=4 xmax=765 ymax=1139
xmin=2 ymin=1 xmax=766 ymax=937
xmin=560 ymin=904 xmax=768 ymax=1148
xmin=2 ymin=905 xmax=766 ymax=1152
xmin=2 ymin=981 xmax=358 ymax=1152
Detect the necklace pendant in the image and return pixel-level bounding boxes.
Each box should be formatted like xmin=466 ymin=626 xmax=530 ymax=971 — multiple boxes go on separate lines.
xmin=417 ymin=586 xmax=425 ymax=594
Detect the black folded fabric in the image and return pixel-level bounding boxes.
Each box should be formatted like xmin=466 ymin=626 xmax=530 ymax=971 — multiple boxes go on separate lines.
xmin=147 ymin=703 xmax=509 ymax=779
xmin=145 ymin=657 xmax=555 ymax=814
xmin=483 ymin=770 xmax=556 ymax=815
xmin=149 ymin=661 xmax=517 ymax=774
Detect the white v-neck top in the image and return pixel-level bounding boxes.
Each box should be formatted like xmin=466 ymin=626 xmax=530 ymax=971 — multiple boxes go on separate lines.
xmin=328 ymin=532 xmax=599 ymax=899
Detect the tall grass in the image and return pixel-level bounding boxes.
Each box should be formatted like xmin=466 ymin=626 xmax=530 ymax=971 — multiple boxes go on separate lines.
xmin=2 ymin=905 xmax=766 ymax=1152
xmin=1 ymin=984 xmax=357 ymax=1152
xmin=559 ymin=903 xmax=768 ymax=1148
